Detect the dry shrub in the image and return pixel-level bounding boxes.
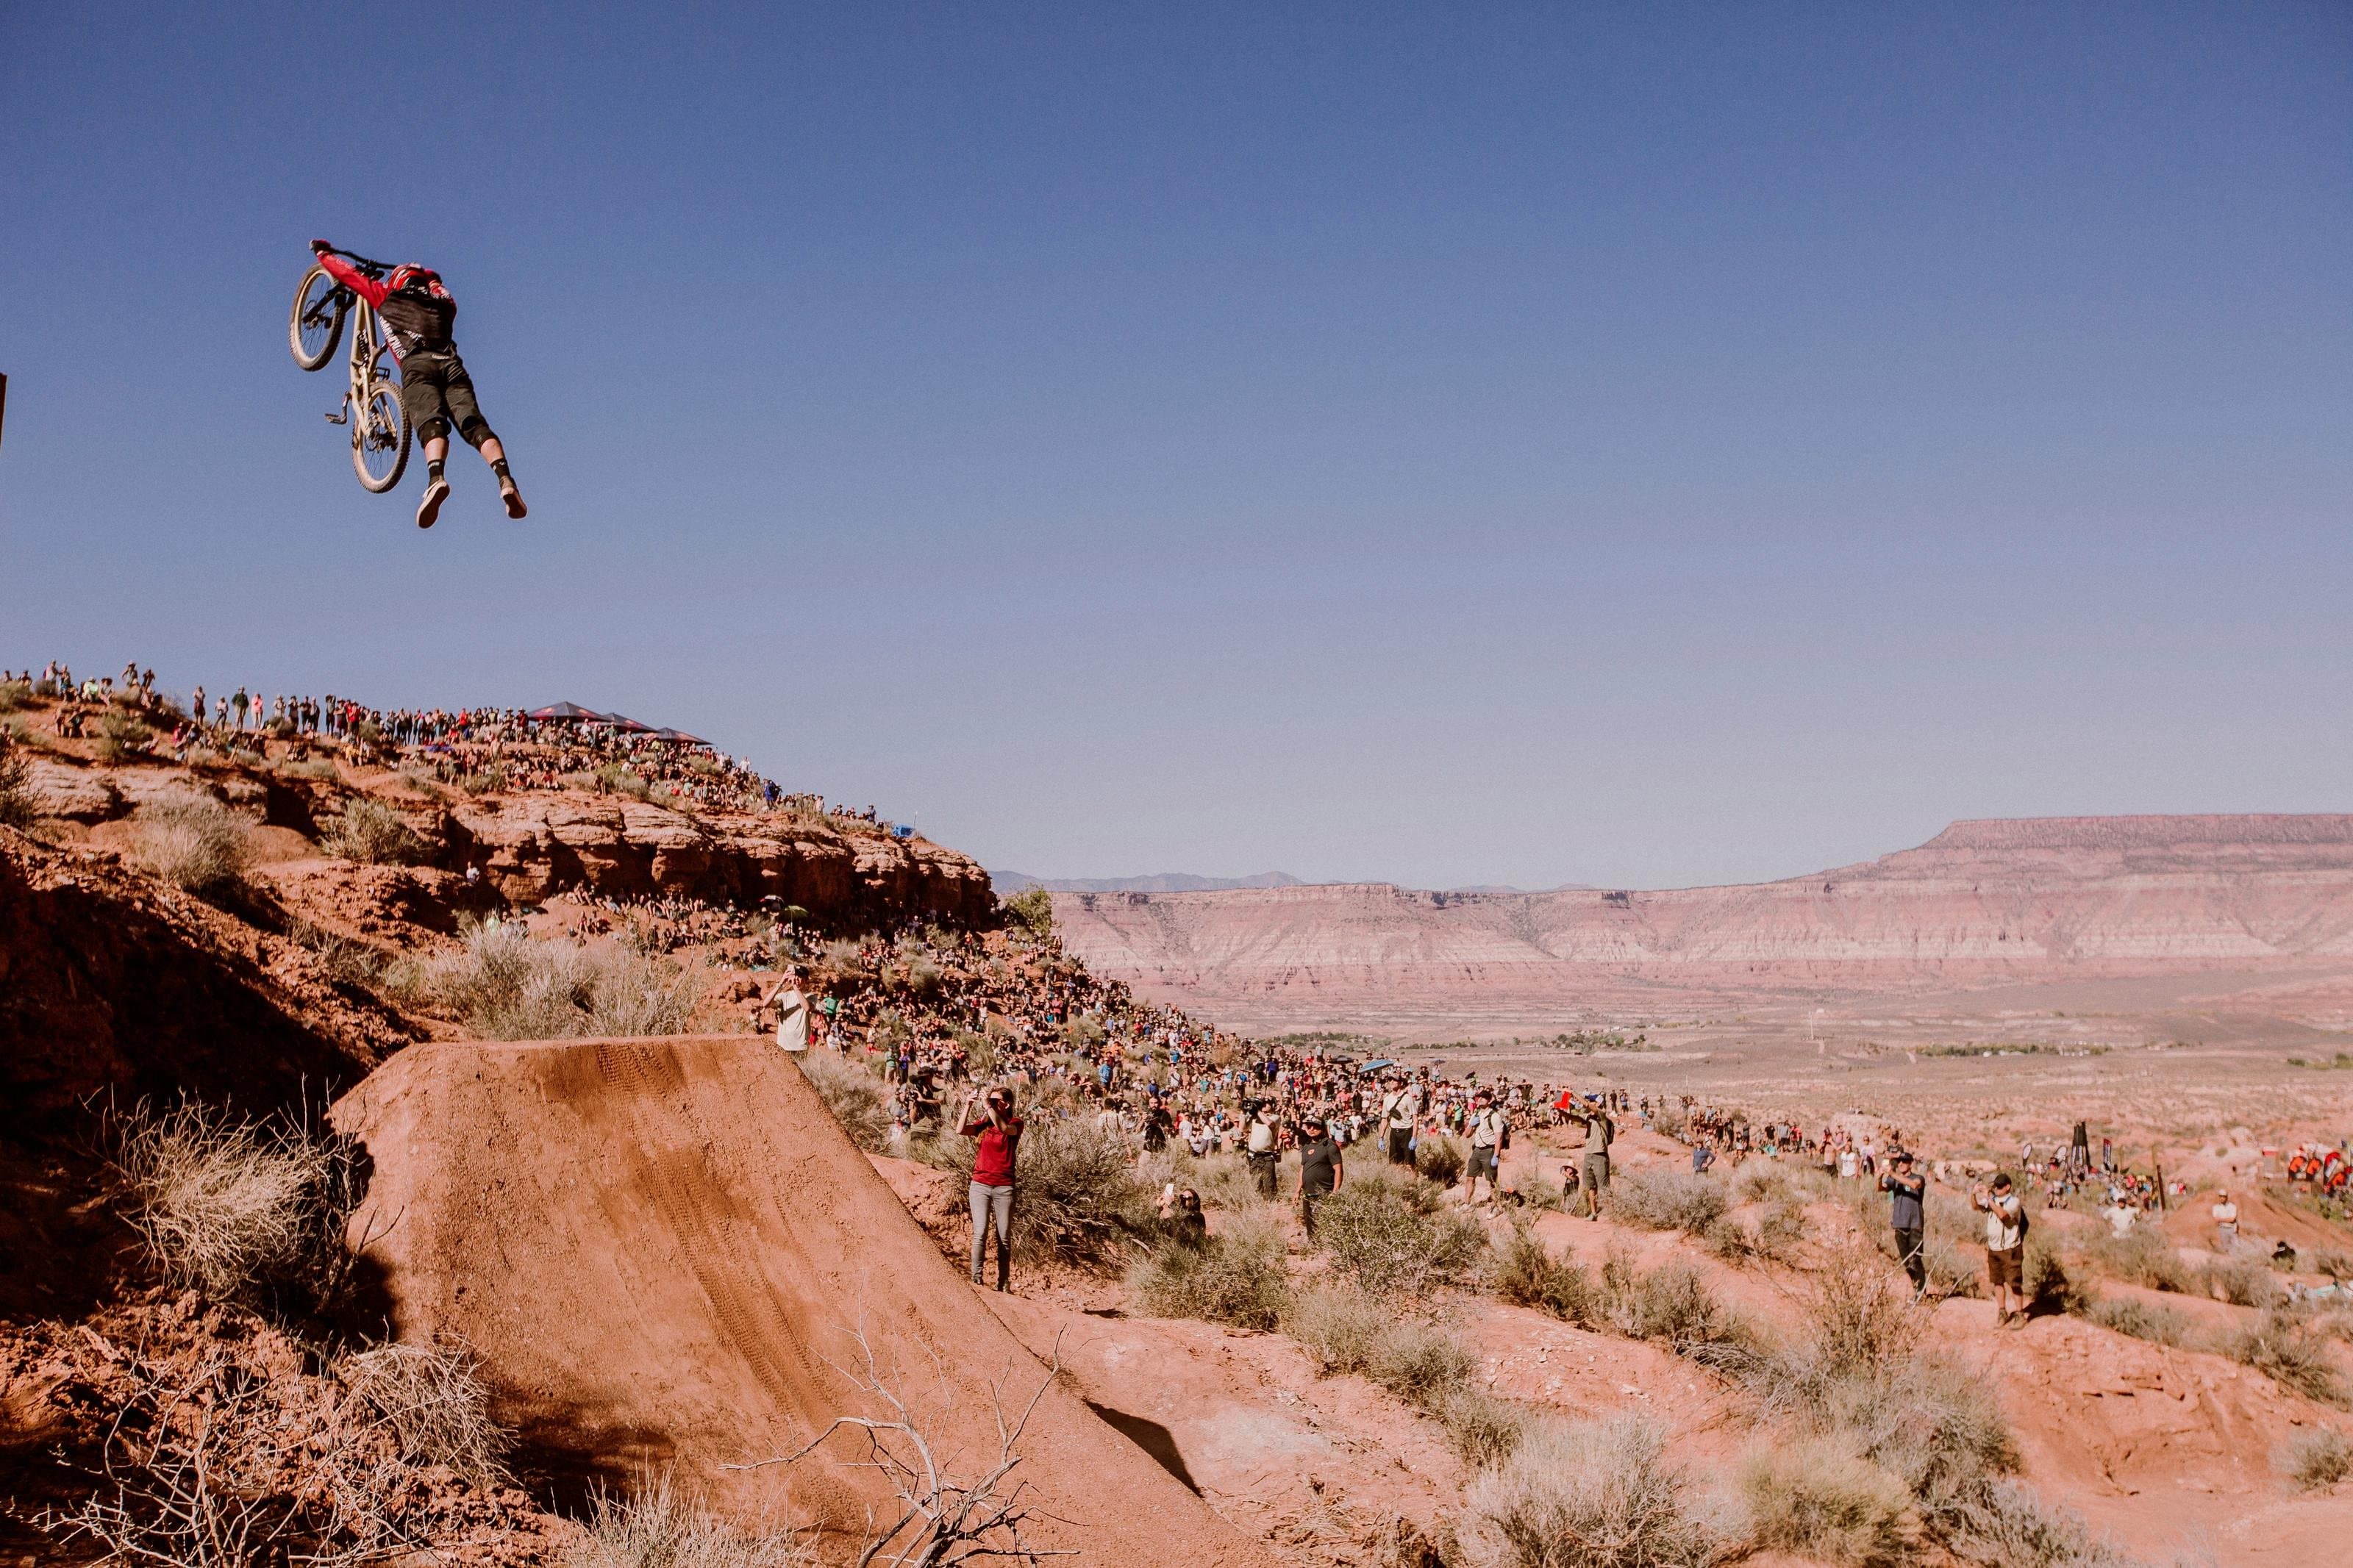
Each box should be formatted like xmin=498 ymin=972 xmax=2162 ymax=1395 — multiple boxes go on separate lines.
xmin=2276 ymin=1427 xmax=2352 ymax=1491
xmin=1284 ymin=1286 xmax=1523 ymax=1465
xmin=1128 ymin=1210 xmax=1290 ymax=1329
xmin=570 ymin=1472 xmax=813 ymax=1568
xmin=1953 ymin=1481 xmax=2138 ymax=1568
xmin=1006 ymin=1117 xmax=1151 ymax=1264
xmin=2072 ymin=1227 xmax=2194 ymax=1294
xmin=1819 ymin=1358 xmax=2017 ymax=1545
xmin=1365 ymin=1315 xmax=1479 ymax=1406
xmin=138 ymin=798 xmax=251 ymax=896
xmin=1315 ymin=1171 xmax=1485 ymax=1296
xmin=402 ymin=920 xmax=703 ymax=1039
xmin=2202 ymin=1256 xmax=2281 ymax=1309
xmin=1597 ymin=1250 xmax=1754 ymax=1362
xmin=114 ymin=1101 xmax=348 ymax=1305
xmin=1740 ymin=1435 xmax=1918 ymax=1567
xmin=1493 ymin=1226 xmax=1597 ymax=1322
xmin=1415 ymin=1135 xmax=1467 ymax=1188
xmin=338 ymin=1339 xmax=510 ymax=1487
xmin=1704 ymin=1199 xmax=1806 ymax=1266
xmin=1285 ymin=1284 xmax=1395 ymax=1376
xmin=796 ymin=1053 xmax=891 ymax=1153
xmin=1455 ymin=1415 xmax=1727 ymax=1568
xmin=2024 ymin=1239 xmax=2091 ymax=1317
xmin=0 ymin=737 xmax=36 ymax=828
xmin=2082 ymin=1295 xmax=2193 ymax=1347
xmin=1435 ymin=1386 xmax=1531 ymax=1470
xmin=2221 ymin=1311 xmax=2346 ymax=1407
xmin=320 ymin=796 xmax=426 ymax=864
xmin=1610 ymin=1168 xmax=1729 ymax=1235
xmin=93 ymin=711 xmax=153 ymax=762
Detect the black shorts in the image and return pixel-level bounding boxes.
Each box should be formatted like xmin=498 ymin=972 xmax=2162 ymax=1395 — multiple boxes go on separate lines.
xmin=399 ymin=348 xmax=493 ymax=448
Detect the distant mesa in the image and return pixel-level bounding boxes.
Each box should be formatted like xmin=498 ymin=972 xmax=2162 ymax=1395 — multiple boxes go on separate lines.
xmin=991 ymin=869 xmax=1307 ymax=894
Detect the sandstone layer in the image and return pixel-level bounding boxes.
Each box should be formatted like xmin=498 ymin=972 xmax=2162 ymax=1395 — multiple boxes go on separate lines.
xmin=1052 ymin=815 xmax=2353 ymax=1037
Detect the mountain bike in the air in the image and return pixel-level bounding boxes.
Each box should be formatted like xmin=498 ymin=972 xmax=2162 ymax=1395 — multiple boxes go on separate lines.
xmin=288 ymin=248 xmax=409 ymax=493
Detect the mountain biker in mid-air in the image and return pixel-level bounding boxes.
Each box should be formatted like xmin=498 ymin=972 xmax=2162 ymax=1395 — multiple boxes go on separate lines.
xmin=309 ymin=240 xmax=525 ymax=529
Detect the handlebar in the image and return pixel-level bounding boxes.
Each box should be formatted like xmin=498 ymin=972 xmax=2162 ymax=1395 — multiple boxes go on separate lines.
xmin=314 ymin=244 xmax=395 ymax=279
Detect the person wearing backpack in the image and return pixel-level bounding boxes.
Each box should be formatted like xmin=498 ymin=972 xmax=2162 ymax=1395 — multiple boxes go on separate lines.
xmin=1972 ymin=1173 xmax=2028 ymax=1326
xmin=1465 ymin=1092 xmax=1506 ymax=1206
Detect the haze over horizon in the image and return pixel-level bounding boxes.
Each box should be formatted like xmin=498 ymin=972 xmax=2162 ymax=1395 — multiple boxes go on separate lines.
xmin=4 ymin=4 xmax=2349 ymax=891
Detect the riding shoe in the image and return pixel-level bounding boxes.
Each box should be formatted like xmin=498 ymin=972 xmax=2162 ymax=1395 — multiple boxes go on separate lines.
xmin=415 ymin=476 xmax=450 ymax=530
xmin=500 ymin=479 xmax=528 ymax=520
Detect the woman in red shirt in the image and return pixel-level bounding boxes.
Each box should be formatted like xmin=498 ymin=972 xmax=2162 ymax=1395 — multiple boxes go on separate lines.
xmin=960 ymin=1086 xmax=1024 ymax=1291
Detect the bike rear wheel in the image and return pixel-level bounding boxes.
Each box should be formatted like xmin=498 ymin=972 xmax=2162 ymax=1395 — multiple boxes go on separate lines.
xmin=351 ymin=377 xmax=410 ymax=493
xmin=290 ymin=263 xmax=346 ymax=371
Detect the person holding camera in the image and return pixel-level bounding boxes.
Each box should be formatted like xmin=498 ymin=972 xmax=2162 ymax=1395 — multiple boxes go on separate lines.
xmin=959 ymin=1085 xmax=1024 ymax=1292
xmin=1879 ymin=1151 xmax=1928 ymax=1296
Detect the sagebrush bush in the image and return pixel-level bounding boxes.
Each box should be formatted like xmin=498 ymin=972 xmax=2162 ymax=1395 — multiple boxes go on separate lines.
xmin=1493 ymin=1228 xmax=1597 ymax=1322
xmin=2221 ymin=1311 xmax=2346 ymax=1406
xmin=138 ymin=798 xmax=251 ymax=896
xmin=1314 ymin=1172 xmax=1485 ymax=1296
xmin=796 ymin=1053 xmax=891 ymax=1153
xmin=2071 ymin=1227 xmax=2193 ymax=1294
xmin=1433 ymin=1386 xmax=1528 ymax=1470
xmin=2024 ymin=1239 xmax=2090 ymax=1317
xmin=1598 ymin=1251 xmax=1754 ymax=1361
xmin=1610 ymin=1168 xmax=1729 ymax=1235
xmin=1001 ymin=886 xmax=1054 ymax=938
xmin=1821 ymin=1358 xmax=2018 ymax=1544
xmin=1128 ymin=1212 xmax=1290 ymax=1329
xmin=569 ymin=1472 xmax=813 ymax=1568
xmin=1704 ymin=1198 xmax=1806 ymax=1266
xmin=1740 ymin=1436 xmax=1918 ymax=1568
xmin=114 ymin=1101 xmax=347 ymax=1304
xmin=2202 ymin=1256 xmax=2281 ymax=1309
xmin=397 ymin=920 xmax=703 ymax=1039
xmin=2277 ymin=1427 xmax=2352 ymax=1491
xmin=2081 ymin=1295 xmax=2192 ymax=1347
xmin=321 ymin=797 xmax=426 ymax=864
xmin=1006 ymin=1117 xmax=1152 ymax=1264
xmin=1415 ymin=1135 xmax=1466 ymax=1188
xmin=1285 ymin=1285 xmax=1394 ymax=1376
xmin=1455 ymin=1416 xmax=1727 ymax=1568
xmin=1953 ymin=1481 xmax=2136 ymax=1568
xmin=0 ymin=740 xmax=35 ymax=829
xmin=339 ymin=1339 xmax=510 ymax=1487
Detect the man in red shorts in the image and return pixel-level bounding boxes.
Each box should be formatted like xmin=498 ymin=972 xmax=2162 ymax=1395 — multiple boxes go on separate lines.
xmin=310 ymin=240 xmax=526 ymax=529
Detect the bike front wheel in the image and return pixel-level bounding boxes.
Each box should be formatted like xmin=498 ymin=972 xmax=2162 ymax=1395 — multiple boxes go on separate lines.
xmin=351 ymin=377 xmax=410 ymax=493
xmin=290 ymin=263 xmax=346 ymax=371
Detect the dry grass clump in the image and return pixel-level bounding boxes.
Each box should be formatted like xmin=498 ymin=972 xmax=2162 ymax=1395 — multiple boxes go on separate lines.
xmin=113 ymin=1100 xmax=349 ymax=1305
xmin=1283 ymin=1286 xmax=1525 ymax=1466
xmin=1493 ymin=1226 xmax=1598 ymax=1321
xmin=796 ymin=1053 xmax=892 ymax=1153
xmin=1596 ymin=1251 xmax=1755 ymax=1362
xmin=395 ymin=920 xmax=703 ymax=1039
xmin=2220 ymin=1311 xmax=2346 ymax=1407
xmin=138 ymin=798 xmax=251 ymax=897
xmin=2070 ymin=1228 xmax=2194 ymax=1294
xmin=2200 ymin=1256 xmax=2281 ymax=1309
xmin=1415 ymin=1135 xmax=1467 ymax=1188
xmin=1454 ymin=1415 xmax=1728 ymax=1568
xmin=570 ymin=1472 xmax=813 ymax=1568
xmin=1610 ymin=1168 xmax=1729 ymax=1235
xmin=1704 ymin=1198 xmax=1807 ymax=1266
xmin=319 ymin=796 xmax=427 ymax=864
xmin=1952 ymin=1481 xmax=2138 ymax=1568
xmin=2276 ymin=1427 xmax=2352 ymax=1491
xmin=338 ymin=1339 xmax=510 ymax=1488
xmin=1740 ymin=1435 xmax=1918 ymax=1568
xmin=2080 ymin=1295 xmax=2193 ymax=1347
xmin=1313 ymin=1170 xmax=1486 ymax=1296
xmin=0 ymin=737 xmax=37 ymax=828
xmin=1127 ymin=1211 xmax=1290 ymax=1329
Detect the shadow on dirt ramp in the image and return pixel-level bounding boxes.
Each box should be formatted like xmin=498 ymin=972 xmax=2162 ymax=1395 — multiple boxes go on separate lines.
xmin=330 ymin=1035 xmax=1279 ymax=1567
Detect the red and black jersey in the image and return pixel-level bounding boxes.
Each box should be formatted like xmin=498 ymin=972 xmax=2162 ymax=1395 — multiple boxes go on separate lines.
xmin=316 ymin=254 xmax=457 ymax=361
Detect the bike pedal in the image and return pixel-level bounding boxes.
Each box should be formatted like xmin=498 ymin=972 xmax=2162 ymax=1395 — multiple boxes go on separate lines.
xmin=324 ymin=409 xmax=348 ymax=425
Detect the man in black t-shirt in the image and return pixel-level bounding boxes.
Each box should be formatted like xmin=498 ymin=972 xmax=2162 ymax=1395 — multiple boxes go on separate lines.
xmin=1879 ymin=1151 xmax=1928 ymax=1295
xmin=1297 ymin=1117 xmax=1343 ymax=1239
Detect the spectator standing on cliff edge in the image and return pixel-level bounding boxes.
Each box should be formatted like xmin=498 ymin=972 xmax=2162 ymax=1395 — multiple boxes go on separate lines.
xmin=959 ymin=1086 xmax=1023 ymax=1292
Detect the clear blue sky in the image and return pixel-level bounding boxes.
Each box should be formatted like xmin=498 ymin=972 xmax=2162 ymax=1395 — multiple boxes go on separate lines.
xmin=4 ymin=3 xmax=2348 ymax=890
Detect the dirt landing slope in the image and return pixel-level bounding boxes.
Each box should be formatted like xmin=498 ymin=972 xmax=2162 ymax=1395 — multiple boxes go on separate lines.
xmin=329 ymin=1036 xmax=1278 ymax=1567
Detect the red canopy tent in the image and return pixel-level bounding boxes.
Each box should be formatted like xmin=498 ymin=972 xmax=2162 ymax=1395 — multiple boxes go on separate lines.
xmin=524 ymin=701 xmax=608 ymax=722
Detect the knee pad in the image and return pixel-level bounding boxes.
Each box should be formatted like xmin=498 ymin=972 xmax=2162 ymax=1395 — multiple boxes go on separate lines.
xmin=416 ymin=416 xmax=452 ymax=445
xmin=457 ymin=417 xmax=496 ymax=450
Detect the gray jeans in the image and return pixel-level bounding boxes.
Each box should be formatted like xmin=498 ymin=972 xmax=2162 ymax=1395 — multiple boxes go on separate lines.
xmin=969 ymin=1181 xmax=1013 ymax=1289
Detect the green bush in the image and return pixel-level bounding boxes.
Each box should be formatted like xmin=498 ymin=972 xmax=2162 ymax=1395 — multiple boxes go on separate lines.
xmin=1127 ymin=1212 xmax=1289 ymax=1330
xmin=1415 ymin=1135 xmax=1465 ymax=1188
xmin=1002 ymin=886 xmax=1054 ymax=938
xmin=2071 ymin=1226 xmax=2193 ymax=1294
xmin=1006 ymin=1117 xmax=1151 ymax=1264
xmin=2024 ymin=1239 xmax=2090 ymax=1317
xmin=1597 ymin=1250 xmax=1754 ymax=1361
xmin=1493 ymin=1227 xmax=1597 ymax=1322
xmin=1313 ymin=1172 xmax=1485 ymax=1296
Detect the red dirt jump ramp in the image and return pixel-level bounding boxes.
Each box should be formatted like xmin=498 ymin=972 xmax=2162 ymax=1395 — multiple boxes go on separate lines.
xmin=332 ymin=1035 xmax=1275 ymax=1567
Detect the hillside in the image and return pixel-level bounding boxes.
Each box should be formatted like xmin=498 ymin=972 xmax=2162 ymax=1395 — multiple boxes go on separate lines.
xmin=1050 ymin=815 xmax=2353 ymax=1039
